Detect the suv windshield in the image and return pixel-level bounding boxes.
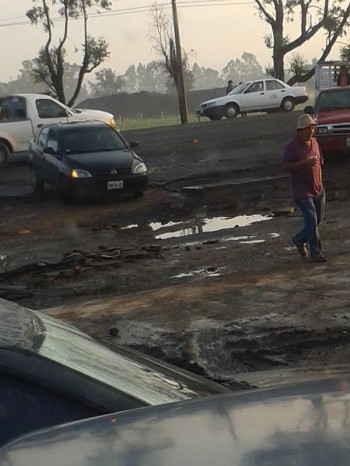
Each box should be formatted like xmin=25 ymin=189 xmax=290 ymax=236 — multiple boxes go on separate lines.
xmin=316 ymin=89 xmax=350 ymax=111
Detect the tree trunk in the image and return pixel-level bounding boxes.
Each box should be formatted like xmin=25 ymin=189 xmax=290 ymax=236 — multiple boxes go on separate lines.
xmin=273 ymin=50 xmax=285 ymax=82
xmin=287 ymin=68 xmax=315 ymax=87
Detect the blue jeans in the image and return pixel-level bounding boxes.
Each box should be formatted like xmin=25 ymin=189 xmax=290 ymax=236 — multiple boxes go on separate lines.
xmin=294 ymin=187 xmax=326 ymax=257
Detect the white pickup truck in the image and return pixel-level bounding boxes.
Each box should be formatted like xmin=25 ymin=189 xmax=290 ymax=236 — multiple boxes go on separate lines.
xmin=0 ymin=94 xmax=117 ymax=166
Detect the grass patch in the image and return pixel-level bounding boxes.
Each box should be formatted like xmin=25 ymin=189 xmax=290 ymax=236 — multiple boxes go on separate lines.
xmin=116 ymin=103 xmax=311 ymax=131
xmin=116 ymin=114 xmax=200 ymax=131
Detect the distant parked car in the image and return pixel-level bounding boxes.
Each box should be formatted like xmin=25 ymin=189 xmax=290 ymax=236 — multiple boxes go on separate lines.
xmin=29 ymin=120 xmax=148 ymax=203
xmin=0 ymin=298 xmax=231 ymax=448
xmin=196 ymin=79 xmax=309 ymax=120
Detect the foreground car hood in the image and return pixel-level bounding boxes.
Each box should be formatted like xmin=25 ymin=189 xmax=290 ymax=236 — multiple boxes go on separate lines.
xmin=3 ymin=372 xmax=350 ymax=466
xmin=65 ymin=150 xmax=134 ymax=170
xmin=316 ymin=109 xmax=350 ymax=124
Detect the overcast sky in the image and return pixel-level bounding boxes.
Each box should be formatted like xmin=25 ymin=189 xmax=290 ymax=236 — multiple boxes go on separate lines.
xmin=0 ymin=0 xmax=344 ymax=83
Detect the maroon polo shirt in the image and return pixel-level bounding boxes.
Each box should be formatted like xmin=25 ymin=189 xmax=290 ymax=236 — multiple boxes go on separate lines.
xmin=283 ymin=136 xmax=323 ymax=200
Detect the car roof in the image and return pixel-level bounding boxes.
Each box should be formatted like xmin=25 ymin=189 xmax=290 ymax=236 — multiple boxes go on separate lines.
xmin=40 ymin=120 xmax=108 ymax=131
xmin=2 ymin=374 xmax=350 ymax=466
xmin=0 ymin=299 xmax=230 ymax=405
xmin=3 ymin=94 xmax=54 ymax=99
xmin=318 ymin=86 xmax=350 ymax=93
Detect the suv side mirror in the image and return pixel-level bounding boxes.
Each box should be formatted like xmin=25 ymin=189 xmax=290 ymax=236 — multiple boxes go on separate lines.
xmin=304 ymin=105 xmax=314 ymax=115
xmin=129 ymin=140 xmax=140 ymax=148
xmin=44 ymin=146 xmax=57 ymax=155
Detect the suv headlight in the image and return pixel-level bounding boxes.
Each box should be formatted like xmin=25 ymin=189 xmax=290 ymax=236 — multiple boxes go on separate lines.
xmin=133 ymin=162 xmax=147 ymax=174
xmin=71 ymin=169 xmax=92 ymax=178
xmin=109 ymin=117 xmax=117 ymax=128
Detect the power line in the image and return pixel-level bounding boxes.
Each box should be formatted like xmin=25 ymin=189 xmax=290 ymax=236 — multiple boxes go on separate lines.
xmin=0 ymin=0 xmax=254 ymax=28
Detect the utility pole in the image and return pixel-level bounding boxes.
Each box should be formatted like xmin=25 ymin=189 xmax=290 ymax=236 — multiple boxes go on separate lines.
xmin=171 ymin=0 xmax=188 ymax=124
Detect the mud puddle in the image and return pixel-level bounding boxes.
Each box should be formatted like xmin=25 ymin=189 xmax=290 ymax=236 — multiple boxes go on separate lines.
xmin=81 ymin=213 xmax=273 ymax=246
xmin=108 ymin=315 xmax=350 ymax=385
xmin=0 ymin=214 xmax=275 ymax=298
xmin=171 ymin=266 xmax=228 ymax=279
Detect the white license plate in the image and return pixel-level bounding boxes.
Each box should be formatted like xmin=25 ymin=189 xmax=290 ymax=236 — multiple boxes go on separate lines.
xmin=107 ymin=180 xmax=124 ymax=190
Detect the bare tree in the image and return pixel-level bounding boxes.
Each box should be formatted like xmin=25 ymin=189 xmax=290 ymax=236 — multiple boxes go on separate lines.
xmin=255 ymin=0 xmax=350 ymax=84
xmin=149 ymin=4 xmax=194 ymax=94
xmin=27 ymin=0 xmax=111 ymax=106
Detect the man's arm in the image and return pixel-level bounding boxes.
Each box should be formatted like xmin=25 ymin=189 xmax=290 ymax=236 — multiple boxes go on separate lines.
xmin=282 ymin=157 xmax=318 ymax=173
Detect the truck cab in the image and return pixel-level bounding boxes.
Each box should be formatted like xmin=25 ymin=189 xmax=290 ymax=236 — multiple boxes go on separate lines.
xmin=0 ymin=94 xmax=116 ymax=166
xmin=306 ymin=61 xmax=350 ymax=154
xmin=306 ymin=86 xmax=350 ymax=153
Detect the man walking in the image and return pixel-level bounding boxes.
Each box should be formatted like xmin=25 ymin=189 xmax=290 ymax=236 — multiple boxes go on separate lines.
xmin=282 ymin=114 xmax=327 ymax=262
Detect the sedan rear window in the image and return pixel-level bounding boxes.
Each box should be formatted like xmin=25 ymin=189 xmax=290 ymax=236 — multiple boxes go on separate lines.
xmin=62 ymin=127 xmax=127 ymax=154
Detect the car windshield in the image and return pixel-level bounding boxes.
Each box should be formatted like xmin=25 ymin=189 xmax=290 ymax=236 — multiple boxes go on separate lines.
xmin=229 ymin=82 xmax=251 ymax=95
xmin=316 ymin=89 xmax=350 ymax=111
xmin=62 ymin=127 xmax=127 ymax=154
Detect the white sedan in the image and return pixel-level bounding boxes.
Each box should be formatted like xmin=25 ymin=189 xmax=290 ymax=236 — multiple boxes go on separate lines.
xmin=196 ymin=78 xmax=309 ymax=120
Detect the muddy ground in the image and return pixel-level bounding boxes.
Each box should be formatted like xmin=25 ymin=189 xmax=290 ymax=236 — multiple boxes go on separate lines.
xmin=2 ymin=110 xmax=350 ymax=384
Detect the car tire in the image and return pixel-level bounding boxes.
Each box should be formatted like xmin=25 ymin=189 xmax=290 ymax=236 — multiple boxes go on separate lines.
xmin=30 ymin=166 xmax=45 ymax=191
xmin=281 ymin=97 xmax=295 ymax=112
xmin=225 ymin=104 xmax=239 ymax=119
xmin=59 ymin=177 xmax=75 ymax=204
xmin=0 ymin=142 xmax=10 ymax=167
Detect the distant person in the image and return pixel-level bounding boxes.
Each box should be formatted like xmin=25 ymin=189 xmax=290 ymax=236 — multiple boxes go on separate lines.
xmin=225 ymin=80 xmax=234 ymax=95
xmin=282 ymin=114 xmax=327 ymax=263
xmin=336 ymin=64 xmax=350 ymax=87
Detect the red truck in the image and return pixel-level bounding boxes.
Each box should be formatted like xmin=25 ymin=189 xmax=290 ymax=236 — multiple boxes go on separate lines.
xmin=306 ymin=61 xmax=350 ymax=153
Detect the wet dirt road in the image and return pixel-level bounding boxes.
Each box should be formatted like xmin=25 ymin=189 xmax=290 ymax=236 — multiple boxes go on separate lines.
xmin=2 ymin=110 xmax=350 ymax=383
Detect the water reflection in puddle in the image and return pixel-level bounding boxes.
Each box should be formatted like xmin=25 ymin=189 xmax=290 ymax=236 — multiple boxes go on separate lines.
xmin=150 ymin=214 xmax=272 ymax=240
xmin=172 ymin=266 xmax=227 ymax=279
xmin=222 ymin=232 xmax=279 ymax=245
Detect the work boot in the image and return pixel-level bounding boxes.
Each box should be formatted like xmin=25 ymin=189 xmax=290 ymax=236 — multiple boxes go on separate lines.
xmin=310 ymin=253 xmax=327 ymax=263
xmin=292 ymin=237 xmax=307 ymax=258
